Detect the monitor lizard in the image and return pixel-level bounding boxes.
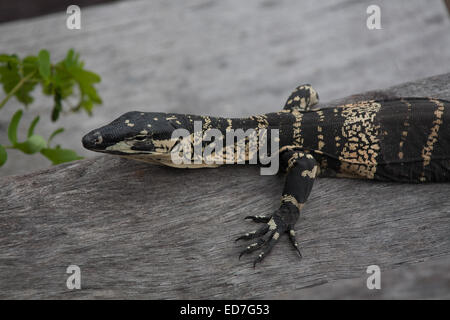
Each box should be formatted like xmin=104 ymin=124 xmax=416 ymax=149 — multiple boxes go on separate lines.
xmin=82 ymin=84 xmax=450 ymax=266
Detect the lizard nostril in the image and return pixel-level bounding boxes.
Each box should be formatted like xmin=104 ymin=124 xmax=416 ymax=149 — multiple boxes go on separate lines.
xmin=82 ymin=134 xmax=93 ymax=149
xmin=94 ymin=135 xmax=103 ymax=144
xmin=82 ymin=132 xmax=102 ymax=149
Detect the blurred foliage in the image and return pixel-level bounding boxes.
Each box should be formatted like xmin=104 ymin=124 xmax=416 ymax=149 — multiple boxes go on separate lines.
xmin=0 ymin=49 xmax=102 ymax=167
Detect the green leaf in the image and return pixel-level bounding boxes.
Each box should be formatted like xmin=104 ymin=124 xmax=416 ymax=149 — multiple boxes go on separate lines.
xmin=0 ymin=54 xmax=19 ymax=64
xmin=38 ymin=50 xmax=51 ymax=80
xmin=17 ymin=81 xmax=37 ymax=106
xmin=22 ymin=56 xmax=39 ymax=79
xmin=63 ymin=49 xmax=76 ymax=69
xmin=0 ymin=64 xmax=21 ymax=100
xmin=27 ymin=116 xmax=40 ymax=138
xmin=8 ymin=110 xmax=22 ymax=144
xmin=51 ymin=91 xmax=62 ymax=121
xmin=74 ymin=68 xmax=101 ymax=83
xmin=52 ymin=67 xmax=74 ymax=99
xmin=41 ymin=147 xmax=83 ymax=165
xmin=14 ymin=134 xmax=47 ymax=154
xmin=0 ymin=145 xmax=7 ymax=167
xmin=0 ymin=61 xmax=37 ymax=105
xmin=48 ymin=127 xmax=64 ymax=145
xmin=70 ymin=69 xmax=102 ymax=107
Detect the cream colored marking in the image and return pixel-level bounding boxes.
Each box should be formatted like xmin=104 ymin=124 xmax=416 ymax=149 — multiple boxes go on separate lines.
xmin=226 ymin=119 xmax=233 ymax=130
xmin=338 ymin=101 xmax=382 ymax=179
xmin=254 ymin=115 xmax=269 ymax=129
xmin=166 ymin=116 xmax=177 ymax=120
xmin=301 ymin=166 xmax=318 ymax=178
xmin=289 ymin=230 xmax=295 ymax=236
xmin=124 ymin=153 xmax=222 ymax=168
xmin=153 ymin=117 xmax=158 ymax=121
xmin=290 ymin=109 xmax=304 ymax=146
xmin=308 ymin=86 xmax=319 ymax=106
xmin=202 ymin=116 xmax=212 ymax=130
xmin=421 ymin=99 xmax=445 ymax=167
xmin=287 ymin=153 xmax=299 ymax=171
xmin=106 ymin=140 xmax=143 ymax=153
xmin=398 ymin=99 xmax=412 ymax=160
xmin=268 ymin=218 xmax=277 ymax=230
xmin=279 ymin=145 xmax=300 ymax=154
xmin=147 ymin=124 xmax=152 ymax=128
xmin=118 ymin=133 xmax=221 ymax=169
xmin=273 ymin=232 xmax=280 ymax=240
xmin=152 ymin=138 xmax=179 ymax=153
xmin=281 ymin=194 xmax=304 ymax=211
xmin=140 ymin=130 xmax=148 ymax=135
xmin=127 ymin=122 xmax=135 ymax=127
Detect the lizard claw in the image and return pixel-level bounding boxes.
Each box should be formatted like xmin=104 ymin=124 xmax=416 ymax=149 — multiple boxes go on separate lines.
xmin=238 ymin=230 xmax=275 ymax=261
xmin=235 ymin=225 xmax=269 ymax=242
xmin=288 ymin=228 xmax=302 ymax=259
xmin=252 ymin=229 xmax=279 ymax=267
xmin=237 ymin=214 xmax=295 ymax=266
xmin=237 ymin=206 xmax=302 ymax=266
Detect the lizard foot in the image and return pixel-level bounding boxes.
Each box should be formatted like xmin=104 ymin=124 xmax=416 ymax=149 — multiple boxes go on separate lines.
xmin=236 ymin=207 xmax=301 ymax=267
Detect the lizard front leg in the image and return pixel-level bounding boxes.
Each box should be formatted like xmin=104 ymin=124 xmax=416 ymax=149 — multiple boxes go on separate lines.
xmin=237 ymin=149 xmax=318 ymax=266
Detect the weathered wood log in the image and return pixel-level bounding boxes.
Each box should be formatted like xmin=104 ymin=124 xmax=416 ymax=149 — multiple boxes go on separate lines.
xmin=1 ymin=73 xmax=450 ymax=299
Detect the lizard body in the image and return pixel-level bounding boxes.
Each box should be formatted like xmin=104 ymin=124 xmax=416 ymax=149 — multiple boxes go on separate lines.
xmin=82 ymin=85 xmax=450 ymax=265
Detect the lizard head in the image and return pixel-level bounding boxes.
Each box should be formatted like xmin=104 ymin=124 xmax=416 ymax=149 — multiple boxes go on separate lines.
xmin=82 ymin=111 xmax=185 ymax=158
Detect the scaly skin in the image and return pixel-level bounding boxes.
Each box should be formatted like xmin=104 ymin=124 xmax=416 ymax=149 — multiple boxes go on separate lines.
xmin=82 ymin=84 xmax=450 ymax=266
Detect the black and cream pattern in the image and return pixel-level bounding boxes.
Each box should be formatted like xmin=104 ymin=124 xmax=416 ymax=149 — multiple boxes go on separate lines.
xmin=82 ymin=84 xmax=450 ymax=266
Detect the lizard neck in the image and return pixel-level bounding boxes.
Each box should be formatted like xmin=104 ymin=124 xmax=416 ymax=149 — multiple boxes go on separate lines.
xmin=179 ymin=111 xmax=299 ymax=156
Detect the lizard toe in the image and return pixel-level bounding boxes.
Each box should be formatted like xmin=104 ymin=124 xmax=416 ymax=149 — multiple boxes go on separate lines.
xmin=235 ymin=224 xmax=269 ymax=242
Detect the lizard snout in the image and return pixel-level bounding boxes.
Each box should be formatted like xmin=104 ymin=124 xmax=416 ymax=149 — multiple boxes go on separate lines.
xmin=82 ymin=131 xmax=103 ymax=150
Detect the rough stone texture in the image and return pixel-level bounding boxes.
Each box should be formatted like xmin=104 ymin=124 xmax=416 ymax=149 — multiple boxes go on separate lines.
xmin=1 ymin=0 xmax=450 ymax=176
xmin=1 ymin=73 xmax=449 ymax=299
